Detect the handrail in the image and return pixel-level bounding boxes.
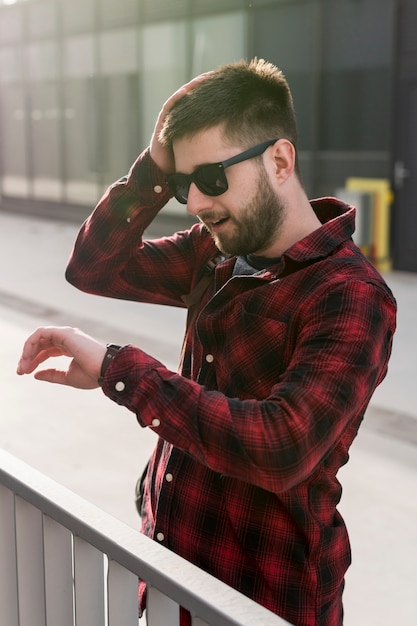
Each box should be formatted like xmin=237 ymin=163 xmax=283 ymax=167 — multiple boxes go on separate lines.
xmin=0 ymin=449 xmax=291 ymax=626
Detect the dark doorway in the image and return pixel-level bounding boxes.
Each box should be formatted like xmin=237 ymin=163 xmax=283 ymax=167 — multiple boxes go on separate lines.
xmin=392 ymin=0 xmax=417 ymax=271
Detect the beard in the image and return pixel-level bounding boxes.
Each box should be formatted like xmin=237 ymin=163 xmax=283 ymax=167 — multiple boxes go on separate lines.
xmin=201 ymin=167 xmax=287 ymax=257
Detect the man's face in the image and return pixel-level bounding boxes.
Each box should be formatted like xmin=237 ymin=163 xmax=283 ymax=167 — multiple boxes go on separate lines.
xmin=172 ymin=127 xmax=287 ymax=257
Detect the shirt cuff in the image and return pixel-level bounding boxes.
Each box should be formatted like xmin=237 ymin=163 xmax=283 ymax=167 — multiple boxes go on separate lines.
xmin=129 ymin=147 xmax=172 ymax=201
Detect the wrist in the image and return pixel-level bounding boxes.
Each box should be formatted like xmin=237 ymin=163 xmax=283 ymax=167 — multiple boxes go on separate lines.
xmin=98 ymin=343 xmax=122 ymax=386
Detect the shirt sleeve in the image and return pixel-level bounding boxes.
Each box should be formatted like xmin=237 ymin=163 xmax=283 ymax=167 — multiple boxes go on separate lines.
xmin=65 ymin=148 xmax=211 ymax=307
xmin=100 ymin=279 xmax=396 ymax=494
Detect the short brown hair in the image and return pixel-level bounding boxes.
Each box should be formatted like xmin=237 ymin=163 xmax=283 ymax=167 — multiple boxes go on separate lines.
xmin=160 ymin=58 xmax=299 ymax=168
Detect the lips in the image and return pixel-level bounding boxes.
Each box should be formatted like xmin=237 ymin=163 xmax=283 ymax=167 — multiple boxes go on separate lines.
xmin=199 ymin=212 xmax=230 ymax=233
xmin=208 ymin=217 xmax=230 ymax=232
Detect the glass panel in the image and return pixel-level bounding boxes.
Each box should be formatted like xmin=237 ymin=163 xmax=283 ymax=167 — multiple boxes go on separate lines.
xmin=99 ymin=74 xmax=141 ymax=186
xmin=141 ymin=0 xmax=188 ymax=22
xmin=322 ymin=0 xmax=393 ymax=70
xmin=63 ymin=34 xmax=95 ymax=78
xmin=141 ymin=21 xmax=188 ymax=149
xmin=320 ymin=0 xmax=394 ymax=151
xmin=0 ymin=46 xmax=24 ymax=83
xmin=398 ymin=0 xmax=417 ymax=53
xmin=62 ymin=77 xmax=99 ymax=204
xmin=99 ymin=0 xmax=139 ymax=28
xmin=26 ymin=40 xmax=58 ymax=81
xmin=0 ymin=84 xmax=30 ymax=196
xmin=30 ymin=81 xmax=62 ymax=200
xmin=59 ymin=0 xmax=96 ymax=35
xmin=27 ymin=1 xmax=57 ymax=39
xmin=99 ymin=28 xmax=138 ymax=76
xmin=0 ymin=0 xmax=32 ymax=4
xmin=190 ymin=11 xmax=247 ymax=75
xmin=320 ymin=69 xmax=391 ymax=151
xmin=252 ymin=2 xmax=314 ymax=151
xmin=0 ymin=4 xmax=25 ymax=43
xmin=193 ymin=0 xmax=244 ymax=14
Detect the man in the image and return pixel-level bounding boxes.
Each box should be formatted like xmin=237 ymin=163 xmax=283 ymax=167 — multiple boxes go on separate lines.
xmin=17 ymin=59 xmax=396 ymax=625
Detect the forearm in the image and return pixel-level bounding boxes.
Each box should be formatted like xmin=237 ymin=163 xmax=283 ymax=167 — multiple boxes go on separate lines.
xmin=100 ymin=344 xmax=344 ymax=493
xmin=98 ymin=353 xmax=368 ymax=494
xmin=65 ymin=148 xmax=172 ymax=297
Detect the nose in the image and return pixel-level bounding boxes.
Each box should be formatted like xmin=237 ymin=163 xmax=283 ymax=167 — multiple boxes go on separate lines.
xmin=186 ymin=182 xmax=215 ymax=217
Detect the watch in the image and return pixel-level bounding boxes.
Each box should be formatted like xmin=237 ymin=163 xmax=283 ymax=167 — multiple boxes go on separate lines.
xmin=98 ymin=343 xmax=122 ymax=385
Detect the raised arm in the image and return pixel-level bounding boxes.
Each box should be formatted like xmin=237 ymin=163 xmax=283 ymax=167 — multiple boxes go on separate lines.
xmin=65 ymin=73 xmax=215 ymax=307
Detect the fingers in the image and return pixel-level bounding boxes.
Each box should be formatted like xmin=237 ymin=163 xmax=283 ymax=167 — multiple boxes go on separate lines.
xmin=17 ymin=327 xmax=70 ymax=375
xmin=150 ymin=71 xmax=213 ymax=173
xmin=34 ymin=367 xmax=100 ymax=390
xmin=34 ymin=368 xmax=70 ymax=385
xmin=163 ymin=72 xmax=213 ymax=111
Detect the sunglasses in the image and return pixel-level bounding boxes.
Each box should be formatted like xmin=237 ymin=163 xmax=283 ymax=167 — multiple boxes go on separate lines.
xmin=166 ymin=139 xmax=278 ymax=204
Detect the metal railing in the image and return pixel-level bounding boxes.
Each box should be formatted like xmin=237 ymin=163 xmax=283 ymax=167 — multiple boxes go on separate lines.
xmin=0 ymin=449 xmax=290 ymax=626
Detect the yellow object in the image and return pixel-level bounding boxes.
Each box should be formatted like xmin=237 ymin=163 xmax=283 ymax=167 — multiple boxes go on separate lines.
xmin=346 ymin=178 xmax=393 ymax=272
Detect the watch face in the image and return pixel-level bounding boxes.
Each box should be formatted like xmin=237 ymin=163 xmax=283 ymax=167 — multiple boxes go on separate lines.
xmin=107 ymin=343 xmax=122 ymax=351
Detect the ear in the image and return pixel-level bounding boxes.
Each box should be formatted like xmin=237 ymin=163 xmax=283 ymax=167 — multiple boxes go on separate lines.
xmin=267 ymin=139 xmax=296 ymax=184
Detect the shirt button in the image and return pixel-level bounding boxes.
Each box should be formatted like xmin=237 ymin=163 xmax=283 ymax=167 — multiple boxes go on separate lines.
xmin=205 ymin=353 xmax=214 ymax=363
xmin=156 ymin=532 xmax=165 ymax=542
xmin=165 ymin=473 xmax=173 ymax=482
xmin=152 ymin=418 xmax=161 ymax=427
xmin=115 ymin=381 xmax=125 ymax=392
xmin=154 ymin=185 xmax=162 ymax=194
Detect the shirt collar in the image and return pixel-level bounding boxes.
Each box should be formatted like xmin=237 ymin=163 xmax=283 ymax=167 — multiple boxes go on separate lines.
xmin=220 ymin=197 xmax=356 ymax=280
xmin=277 ymin=197 xmax=356 ymax=273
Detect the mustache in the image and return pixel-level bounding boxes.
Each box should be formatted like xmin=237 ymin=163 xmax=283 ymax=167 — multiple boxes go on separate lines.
xmin=198 ymin=211 xmax=230 ymax=223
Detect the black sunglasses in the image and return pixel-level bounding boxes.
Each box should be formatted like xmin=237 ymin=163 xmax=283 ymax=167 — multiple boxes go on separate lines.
xmin=166 ymin=139 xmax=278 ymax=204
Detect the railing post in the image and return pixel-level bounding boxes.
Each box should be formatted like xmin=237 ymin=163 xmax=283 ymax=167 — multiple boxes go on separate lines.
xmin=43 ymin=515 xmax=74 ymax=626
xmin=107 ymin=558 xmax=139 ymax=626
xmin=15 ymin=496 xmax=47 ymax=626
xmin=0 ymin=485 xmax=19 ymax=626
xmin=74 ymin=536 xmax=105 ymax=626
xmin=147 ymin=586 xmax=179 ymax=626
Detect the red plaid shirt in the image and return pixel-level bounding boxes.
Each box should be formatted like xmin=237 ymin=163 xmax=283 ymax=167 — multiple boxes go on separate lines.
xmin=66 ymin=149 xmax=396 ymax=626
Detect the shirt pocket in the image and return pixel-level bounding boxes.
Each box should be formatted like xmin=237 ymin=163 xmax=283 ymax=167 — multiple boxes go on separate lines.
xmin=215 ymin=305 xmax=289 ymax=399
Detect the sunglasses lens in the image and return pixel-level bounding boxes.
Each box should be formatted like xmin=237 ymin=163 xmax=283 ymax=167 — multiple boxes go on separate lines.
xmin=167 ymin=174 xmax=189 ymax=204
xmin=195 ymin=164 xmax=228 ymax=197
xmin=167 ymin=164 xmax=228 ymax=204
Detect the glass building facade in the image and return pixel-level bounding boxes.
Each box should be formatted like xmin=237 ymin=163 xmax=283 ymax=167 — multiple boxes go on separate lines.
xmin=0 ymin=0 xmax=397 ymax=217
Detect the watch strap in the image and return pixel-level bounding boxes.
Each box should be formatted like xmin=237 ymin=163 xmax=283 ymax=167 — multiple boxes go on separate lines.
xmin=98 ymin=343 xmax=122 ymax=385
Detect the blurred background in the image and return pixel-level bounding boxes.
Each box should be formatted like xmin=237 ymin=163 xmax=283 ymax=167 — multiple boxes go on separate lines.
xmin=0 ymin=0 xmax=416 ymax=272
xmin=1 ymin=1 xmax=417 ymax=625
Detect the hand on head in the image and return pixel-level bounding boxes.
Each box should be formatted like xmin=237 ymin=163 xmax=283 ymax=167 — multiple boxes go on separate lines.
xmin=17 ymin=326 xmax=106 ymax=390
xmin=150 ymin=72 xmax=213 ymax=174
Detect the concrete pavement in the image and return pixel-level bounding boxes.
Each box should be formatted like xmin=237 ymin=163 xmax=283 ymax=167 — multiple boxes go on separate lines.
xmin=1 ymin=209 xmax=417 ymax=626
